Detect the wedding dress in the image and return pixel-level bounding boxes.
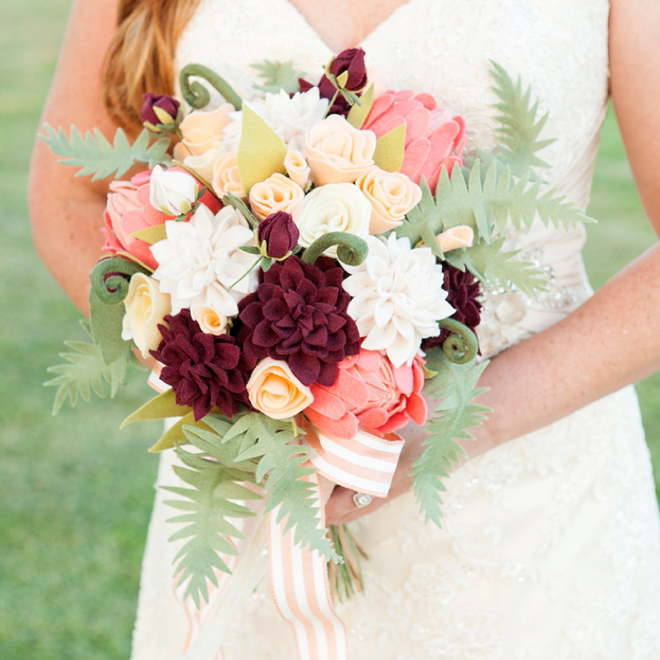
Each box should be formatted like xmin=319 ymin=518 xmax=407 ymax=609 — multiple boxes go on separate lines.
xmin=130 ymin=0 xmax=660 ymax=657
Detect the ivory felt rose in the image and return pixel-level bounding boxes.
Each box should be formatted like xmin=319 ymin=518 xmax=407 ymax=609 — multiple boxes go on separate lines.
xmin=247 ymin=358 xmax=314 ymax=419
xmin=305 ymin=349 xmax=428 ymax=439
xmin=249 ymin=173 xmax=305 ymax=221
xmin=173 ymin=104 xmax=234 ymax=159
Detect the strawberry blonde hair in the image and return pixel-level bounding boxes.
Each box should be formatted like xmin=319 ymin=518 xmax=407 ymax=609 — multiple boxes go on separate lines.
xmin=103 ymin=0 xmax=201 ymax=131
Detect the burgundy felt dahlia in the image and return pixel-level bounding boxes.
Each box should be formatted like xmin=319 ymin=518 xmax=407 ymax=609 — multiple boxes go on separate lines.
xmin=422 ymin=265 xmax=482 ymax=351
xmin=151 ymin=309 xmax=255 ymax=421
xmin=237 ymin=255 xmax=360 ymax=387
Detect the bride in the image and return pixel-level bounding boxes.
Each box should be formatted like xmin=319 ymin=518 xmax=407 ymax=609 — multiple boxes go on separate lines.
xmin=30 ymin=0 xmax=660 ymax=657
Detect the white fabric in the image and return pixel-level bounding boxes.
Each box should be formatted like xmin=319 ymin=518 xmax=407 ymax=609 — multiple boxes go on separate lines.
xmin=131 ymin=0 xmax=660 ymax=657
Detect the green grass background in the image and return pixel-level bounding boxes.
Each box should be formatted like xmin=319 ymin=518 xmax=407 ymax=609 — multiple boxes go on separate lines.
xmin=1 ymin=1 xmax=659 ymax=658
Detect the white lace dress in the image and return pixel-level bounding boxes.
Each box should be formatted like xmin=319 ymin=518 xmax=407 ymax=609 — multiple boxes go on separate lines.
xmin=130 ymin=0 xmax=660 ymax=657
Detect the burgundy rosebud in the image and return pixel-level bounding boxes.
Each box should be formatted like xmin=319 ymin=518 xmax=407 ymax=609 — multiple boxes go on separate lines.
xmin=139 ymin=93 xmax=181 ymax=127
xmin=257 ymin=211 xmax=300 ymax=259
xmin=328 ymin=48 xmax=368 ymax=92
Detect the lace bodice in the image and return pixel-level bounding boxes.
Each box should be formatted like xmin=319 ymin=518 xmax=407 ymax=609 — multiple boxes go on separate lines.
xmin=129 ymin=3 xmax=660 ymax=659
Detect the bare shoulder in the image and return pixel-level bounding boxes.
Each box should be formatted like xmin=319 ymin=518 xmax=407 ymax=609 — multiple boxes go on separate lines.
xmin=609 ymin=0 xmax=660 ymax=235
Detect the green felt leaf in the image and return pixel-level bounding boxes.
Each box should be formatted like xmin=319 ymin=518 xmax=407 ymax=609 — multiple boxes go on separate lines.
xmin=88 ymin=288 xmax=131 ymax=366
xmin=251 ymin=60 xmax=305 ymax=95
xmin=412 ymin=353 xmax=491 ymax=526
xmin=164 ymin=418 xmax=261 ymax=607
xmin=121 ymin=388 xmax=192 ymax=428
xmin=221 ymin=192 xmax=258 ymax=229
xmin=39 ymin=125 xmax=169 ymax=181
xmin=224 ymin=413 xmax=338 ymax=561
xmin=148 ymin=412 xmax=197 ymax=452
xmin=346 ymin=84 xmax=375 ymax=129
xmin=489 ymin=61 xmax=555 ymax=175
xmin=45 ymin=321 xmax=129 ymax=414
xmin=236 ymin=107 xmax=287 ymax=195
xmin=394 ymin=177 xmax=444 ymax=256
xmin=130 ymin=224 xmax=167 ymax=245
xmin=373 ymin=123 xmax=405 ymax=173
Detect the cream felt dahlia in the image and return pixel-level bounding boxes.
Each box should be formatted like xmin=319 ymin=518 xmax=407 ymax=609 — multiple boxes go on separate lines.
xmin=342 ymin=234 xmax=455 ymax=367
xmin=151 ymin=204 xmax=257 ymax=321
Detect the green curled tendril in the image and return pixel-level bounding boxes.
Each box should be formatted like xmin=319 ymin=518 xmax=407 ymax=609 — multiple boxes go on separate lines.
xmin=437 ymin=318 xmax=478 ymax=365
xmin=301 ymin=232 xmax=368 ymax=267
xmin=90 ymin=258 xmax=148 ymax=305
xmin=179 ymin=63 xmax=242 ymax=111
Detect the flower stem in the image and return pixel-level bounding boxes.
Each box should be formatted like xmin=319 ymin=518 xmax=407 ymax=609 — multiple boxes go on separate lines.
xmin=227 ymin=256 xmax=262 ymax=291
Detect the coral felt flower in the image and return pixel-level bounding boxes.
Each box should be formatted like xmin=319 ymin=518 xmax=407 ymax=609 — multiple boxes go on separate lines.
xmin=305 ymin=349 xmax=427 ymax=439
xmin=342 ymin=234 xmax=454 ymax=367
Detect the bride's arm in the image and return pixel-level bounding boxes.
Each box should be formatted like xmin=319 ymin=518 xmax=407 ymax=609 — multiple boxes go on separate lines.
xmin=28 ymin=0 xmax=121 ymax=314
xmin=326 ymin=0 xmax=660 ymax=523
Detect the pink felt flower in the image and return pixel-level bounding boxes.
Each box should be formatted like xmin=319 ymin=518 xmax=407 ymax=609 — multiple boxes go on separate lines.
xmin=305 ymin=348 xmax=427 ymax=439
xmin=362 ymin=90 xmax=466 ymax=192
xmin=102 ymin=168 xmax=220 ymax=270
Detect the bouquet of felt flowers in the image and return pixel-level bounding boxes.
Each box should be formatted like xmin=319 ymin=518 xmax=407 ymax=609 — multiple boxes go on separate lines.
xmin=43 ymin=48 xmax=589 ymax=657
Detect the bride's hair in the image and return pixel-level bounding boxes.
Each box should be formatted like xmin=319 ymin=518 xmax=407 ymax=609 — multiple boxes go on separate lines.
xmin=103 ymin=0 xmax=201 ymax=131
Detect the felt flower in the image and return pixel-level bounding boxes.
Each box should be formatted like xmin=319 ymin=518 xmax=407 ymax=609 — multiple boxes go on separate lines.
xmin=121 ymin=273 xmax=172 ymax=358
xmin=299 ymin=76 xmax=351 ymax=117
xmin=435 ymin=225 xmax=474 ymax=252
xmin=246 ymin=358 xmax=314 ymax=420
xmin=355 ymin=166 xmax=422 ymax=234
xmin=180 ymin=143 xmax=226 ymax=184
xmin=211 ymin=151 xmax=245 ymax=200
xmin=150 ymin=204 xmax=257 ymax=320
xmin=422 ymin=265 xmax=482 ymax=351
xmin=284 ymin=149 xmax=311 ymax=188
xmin=296 ymin=183 xmax=371 ymax=256
xmin=257 ymin=211 xmax=300 ymax=260
xmin=249 ymin=173 xmax=305 ymax=221
xmin=305 ymin=349 xmax=427 ymax=439
xmin=140 ymin=93 xmax=181 ymax=129
xmin=342 ymin=234 xmax=454 ymax=367
xmin=237 ymin=255 xmax=360 ymax=387
xmin=173 ymin=104 xmax=235 ymax=159
xmin=328 ymin=48 xmax=368 ymax=92
xmin=149 ymin=165 xmax=199 ymax=216
xmin=151 ymin=309 xmax=254 ymax=420
xmin=362 ymin=90 xmax=466 ymax=192
xmin=305 ymin=115 xmax=376 ymax=186
xmin=192 ymin=305 xmax=229 ymax=336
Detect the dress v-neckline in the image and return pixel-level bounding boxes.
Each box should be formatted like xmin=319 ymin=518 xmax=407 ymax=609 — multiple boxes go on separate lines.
xmin=280 ymin=0 xmax=415 ymax=52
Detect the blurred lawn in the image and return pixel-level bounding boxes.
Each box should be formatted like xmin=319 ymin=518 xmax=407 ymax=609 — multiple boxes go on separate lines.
xmin=1 ymin=1 xmax=659 ymax=658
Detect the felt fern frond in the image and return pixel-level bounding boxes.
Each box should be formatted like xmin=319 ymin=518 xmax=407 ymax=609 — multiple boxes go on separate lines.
xmin=225 ymin=413 xmax=339 ymax=562
xmin=165 ymin=418 xmax=261 ymax=607
xmin=39 ymin=125 xmax=169 ymax=181
xmin=251 ymin=60 xmax=305 ymax=94
xmin=44 ymin=321 xmax=129 ymax=414
xmin=489 ymin=61 xmax=555 ymax=174
xmin=412 ymin=354 xmax=491 ymax=527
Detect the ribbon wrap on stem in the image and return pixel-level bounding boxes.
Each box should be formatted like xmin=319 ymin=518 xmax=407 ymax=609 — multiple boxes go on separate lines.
xmin=89 ymin=257 xmax=148 ymax=305
xmin=437 ymin=318 xmax=478 ymax=364
xmin=179 ymin=63 xmax=243 ymax=111
xmin=301 ymin=232 xmax=368 ymax=268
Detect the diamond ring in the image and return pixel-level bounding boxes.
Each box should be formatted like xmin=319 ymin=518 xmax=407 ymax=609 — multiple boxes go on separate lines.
xmin=352 ymin=492 xmax=372 ymax=508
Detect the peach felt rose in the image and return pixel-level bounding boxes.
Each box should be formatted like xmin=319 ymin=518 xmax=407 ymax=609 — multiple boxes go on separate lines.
xmin=192 ymin=305 xmax=228 ymax=335
xmin=121 ymin=273 xmax=172 ymax=357
xmin=362 ymin=90 xmax=466 ymax=193
xmin=211 ymin=152 xmax=245 ymax=200
xmin=247 ymin=358 xmax=314 ymax=420
xmin=173 ymin=104 xmax=234 ymax=159
xmin=305 ymin=349 xmax=427 ymax=439
xmin=356 ymin=166 xmax=422 ymax=234
xmin=249 ymin=173 xmax=305 ymax=221
xmin=435 ymin=225 xmax=474 ymax=252
xmin=305 ymin=115 xmax=376 ymax=186
xmin=284 ymin=149 xmax=311 ymax=188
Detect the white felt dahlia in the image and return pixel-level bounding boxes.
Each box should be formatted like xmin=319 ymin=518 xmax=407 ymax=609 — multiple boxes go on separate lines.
xmin=150 ymin=204 xmax=257 ymax=322
xmin=342 ymin=234 xmax=455 ymax=367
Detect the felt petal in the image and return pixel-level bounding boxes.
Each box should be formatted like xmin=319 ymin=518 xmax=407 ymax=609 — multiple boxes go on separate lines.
xmin=308 ymin=386 xmax=347 ymax=419
xmin=305 ymin=408 xmax=358 ymax=440
xmin=400 ymin=138 xmax=430 ymax=182
xmin=392 ymin=362 xmax=414 ymax=396
xmin=356 ymin=407 xmax=390 ymax=429
xmin=328 ymin=368 xmax=370 ymax=409
xmin=406 ymin=392 xmax=428 ymax=425
xmin=401 ymin=106 xmax=431 ymax=146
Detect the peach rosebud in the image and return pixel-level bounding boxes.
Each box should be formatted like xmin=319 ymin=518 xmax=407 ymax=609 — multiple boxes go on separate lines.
xmin=305 ymin=349 xmax=427 ymax=439
xmin=211 ymin=152 xmax=245 ymax=200
xmin=249 ymin=173 xmax=305 ymax=221
xmin=435 ymin=225 xmax=474 ymax=252
xmin=246 ymin=358 xmax=313 ymax=420
xmin=173 ymin=104 xmax=234 ymax=159
xmin=305 ymin=115 xmax=376 ymax=186
xmin=356 ymin=166 xmax=422 ymax=234
xmin=192 ymin=305 xmax=228 ymax=335
xmin=284 ymin=149 xmax=311 ymax=188
xmin=121 ymin=273 xmax=172 ymax=358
